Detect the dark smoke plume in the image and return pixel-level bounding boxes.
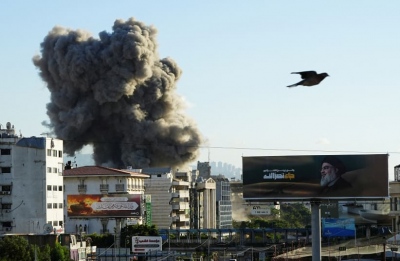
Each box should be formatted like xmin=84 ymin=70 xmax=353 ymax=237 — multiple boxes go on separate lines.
xmin=33 ymin=17 xmax=203 ymax=168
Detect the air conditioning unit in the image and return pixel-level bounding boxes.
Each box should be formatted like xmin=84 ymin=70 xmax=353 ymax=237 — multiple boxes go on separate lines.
xmin=5 ymin=227 xmax=12 ymax=232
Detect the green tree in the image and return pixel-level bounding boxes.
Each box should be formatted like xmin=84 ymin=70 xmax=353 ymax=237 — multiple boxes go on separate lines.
xmin=0 ymin=236 xmax=33 ymax=261
xmin=280 ymin=203 xmax=311 ymax=228
xmin=38 ymin=244 xmax=51 ymax=261
xmin=50 ymin=242 xmax=70 ymax=261
xmin=86 ymin=233 xmax=114 ymax=248
xmin=120 ymin=224 xmax=159 ymax=248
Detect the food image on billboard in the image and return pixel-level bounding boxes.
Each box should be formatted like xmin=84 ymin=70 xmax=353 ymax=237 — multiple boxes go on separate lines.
xmin=243 ymin=154 xmax=388 ymax=200
xmin=67 ymin=194 xmax=141 ymax=217
xmin=322 ymin=218 xmax=356 ymax=237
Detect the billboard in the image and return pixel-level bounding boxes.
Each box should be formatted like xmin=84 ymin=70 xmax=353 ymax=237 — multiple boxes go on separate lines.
xmin=132 ymin=236 xmax=162 ymax=253
xmin=243 ymin=154 xmax=388 ymax=200
xmin=67 ymin=194 xmax=141 ymax=217
xmin=322 ymin=218 xmax=356 ymax=237
xmin=250 ymin=205 xmax=272 ymax=215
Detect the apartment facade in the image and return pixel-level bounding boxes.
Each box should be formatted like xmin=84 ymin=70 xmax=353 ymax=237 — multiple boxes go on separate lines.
xmin=63 ymin=166 xmax=149 ymax=234
xmin=0 ymin=122 xmax=64 ymax=234
xmin=192 ymin=177 xmax=217 ymax=229
xmin=141 ymin=167 xmax=192 ymax=229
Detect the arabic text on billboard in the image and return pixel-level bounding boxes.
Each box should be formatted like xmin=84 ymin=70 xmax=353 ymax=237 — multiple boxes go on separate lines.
xmin=243 ymin=154 xmax=388 ymax=200
xmin=132 ymin=236 xmax=162 ymax=253
xmin=67 ymin=194 xmax=141 ymax=217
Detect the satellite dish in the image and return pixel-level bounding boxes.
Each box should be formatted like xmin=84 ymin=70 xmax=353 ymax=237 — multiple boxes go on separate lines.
xmin=43 ymin=223 xmax=53 ymax=234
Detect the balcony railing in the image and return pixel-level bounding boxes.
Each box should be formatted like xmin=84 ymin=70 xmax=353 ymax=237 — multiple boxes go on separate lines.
xmin=78 ymin=185 xmax=87 ymax=193
xmin=115 ymin=184 xmax=125 ymax=192
xmin=100 ymin=184 xmax=109 ymax=193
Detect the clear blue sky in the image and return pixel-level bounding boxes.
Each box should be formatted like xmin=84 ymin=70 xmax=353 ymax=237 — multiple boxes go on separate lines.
xmin=1 ymin=1 xmax=400 ymax=179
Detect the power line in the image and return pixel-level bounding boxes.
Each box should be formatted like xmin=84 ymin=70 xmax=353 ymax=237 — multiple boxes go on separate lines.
xmin=59 ymin=138 xmax=399 ymax=155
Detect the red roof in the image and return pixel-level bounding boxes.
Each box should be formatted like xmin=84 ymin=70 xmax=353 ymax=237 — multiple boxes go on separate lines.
xmin=63 ymin=166 xmax=149 ymax=178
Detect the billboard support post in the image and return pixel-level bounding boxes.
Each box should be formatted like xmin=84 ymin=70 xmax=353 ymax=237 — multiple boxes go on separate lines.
xmin=311 ymin=199 xmax=321 ymax=261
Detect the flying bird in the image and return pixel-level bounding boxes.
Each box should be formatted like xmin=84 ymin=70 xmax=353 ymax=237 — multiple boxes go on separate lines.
xmin=287 ymin=71 xmax=329 ymax=88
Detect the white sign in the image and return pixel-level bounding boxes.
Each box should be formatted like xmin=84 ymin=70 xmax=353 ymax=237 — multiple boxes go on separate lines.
xmin=250 ymin=206 xmax=271 ymax=215
xmin=132 ymin=236 xmax=162 ymax=253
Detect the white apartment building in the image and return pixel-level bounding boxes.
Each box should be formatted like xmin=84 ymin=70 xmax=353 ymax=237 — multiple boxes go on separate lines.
xmin=63 ymin=166 xmax=148 ymax=234
xmin=0 ymin=122 xmax=64 ymax=234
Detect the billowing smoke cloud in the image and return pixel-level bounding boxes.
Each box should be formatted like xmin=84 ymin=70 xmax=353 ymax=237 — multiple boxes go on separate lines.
xmin=33 ymin=17 xmax=203 ymax=168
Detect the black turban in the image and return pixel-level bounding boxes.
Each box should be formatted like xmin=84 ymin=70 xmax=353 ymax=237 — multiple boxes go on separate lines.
xmin=321 ymin=156 xmax=346 ymax=175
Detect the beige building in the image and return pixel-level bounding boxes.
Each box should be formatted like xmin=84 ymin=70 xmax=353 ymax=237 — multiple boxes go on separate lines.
xmin=142 ymin=167 xmax=192 ymax=229
xmin=195 ymin=178 xmax=217 ymax=229
xmin=63 ymin=166 xmax=149 ymax=234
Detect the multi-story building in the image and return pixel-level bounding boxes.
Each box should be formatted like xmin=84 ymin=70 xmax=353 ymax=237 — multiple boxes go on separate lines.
xmin=212 ymin=174 xmax=233 ymax=229
xmin=63 ymin=165 xmax=149 ymax=234
xmin=0 ymin=122 xmax=64 ymax=234
xmin=192 ymin=176 xmax=216 ymax=229
xmin=141 ymin=167 xmax=191 ymax=229
xmin=197 ymin=161 xmax=231 ymax=229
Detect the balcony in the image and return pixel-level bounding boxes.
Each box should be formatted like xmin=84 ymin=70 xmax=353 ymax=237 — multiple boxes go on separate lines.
xmin=100 ymin=184 xmax=109 ymax=193
xmin=78 ymin=185 xmax=87 ymax=193
xmin=171 ymin=202 xmax=189 ymax=210
xmin=172 ymin=214 xmax=190 ymax=222
xmin=115 ymin=184 xmax=125 ymax=192
xmin=170 ymin=190 xmax=189 ymax=199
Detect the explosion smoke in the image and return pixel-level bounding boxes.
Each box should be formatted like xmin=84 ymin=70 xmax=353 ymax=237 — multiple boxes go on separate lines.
xmin=33 ymin=17 xmax=203 ymax=168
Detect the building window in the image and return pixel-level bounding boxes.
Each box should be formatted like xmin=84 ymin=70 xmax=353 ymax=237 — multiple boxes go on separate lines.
xmin=115 ymin=184 xmax=124 ymax=192
xmin=59 ymin=221 xmax=63 ymax=227
xmin=2 ymin=221 xmax=12 ymax=227
xmin=0 ymin=149 xmax=11 ymax=155
xmin=59 ymin=203 xmax=63 ymax=208
xmin=47 ymin=167 xmax=52 ymax=173
xmin=53 ymin=203 xmax=58 ymax=209
xmin=48 ymin=221 xmax=52 ymax=225
xmin=53 ymin=167 xmax=58 ymax=173
xmin=47 ymin=203 xmax=52 ymax=209
xmin=53 ymin=221 xmax=58 ymax=226
xmin=53 ymin=150 xmax=57 ymax=157
xmin=53 ymin=185 xmax=57 ymax=191
xmin=47 ymin=185 xmax=52 ymax=191
xmin=100 ymin=184 xmax=109 ymax=192
xmin=47 ymin=149 xmax=52 ymax=156
xmin=78 ymin=184 xmax=87 ymax=193
xmin=0 ymin=167 xmax=11 ymax=174
xmin=58 ymin=150 xmax=63 ymax=157
xmin=58 ymin=186 xmax=63 ymax=191
xmin=1 ymin=204 xmax=12 ymax=209
xmin=2 ymin=185 xmax=11 ymax=191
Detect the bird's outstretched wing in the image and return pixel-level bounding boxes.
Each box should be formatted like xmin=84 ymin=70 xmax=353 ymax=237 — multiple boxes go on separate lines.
xmin=291 ymin=71 xmax=317 ymax=79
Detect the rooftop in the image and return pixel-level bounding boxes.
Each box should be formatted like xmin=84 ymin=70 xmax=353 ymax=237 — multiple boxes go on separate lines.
xmin=63 ymin=165 xmax=149 ymax=178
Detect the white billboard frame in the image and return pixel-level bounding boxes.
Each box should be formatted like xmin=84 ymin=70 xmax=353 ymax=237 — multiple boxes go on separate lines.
xmin=132 ymin=236 xmax=162 ymax=253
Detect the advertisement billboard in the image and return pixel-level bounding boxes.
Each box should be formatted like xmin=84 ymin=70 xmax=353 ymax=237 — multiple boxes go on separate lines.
xmin=132 ymin=236 xmax=162 ymax=253
xmin=67 ymin=194 xmax=141 ymax=217
xmin=250 ymin=205 xmax=272 ymax=215
xmin=243 ymin=154 xmax=388 ymax=200
xmin=322 ymin=218 xmax=356 ymax=237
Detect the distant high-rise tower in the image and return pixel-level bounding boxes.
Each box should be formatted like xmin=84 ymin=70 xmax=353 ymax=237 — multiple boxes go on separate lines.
xmin=197 ymin=161 xmax=211 ymax=179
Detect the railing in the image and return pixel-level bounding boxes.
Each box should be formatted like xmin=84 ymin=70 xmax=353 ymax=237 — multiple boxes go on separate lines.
xmin=115 ymin=184 xmax=124 ymax=192
xmin=78 ymin=185 xmax=87 ymax=193
xmin=100 ymin=184 xmax=109 ymax=192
